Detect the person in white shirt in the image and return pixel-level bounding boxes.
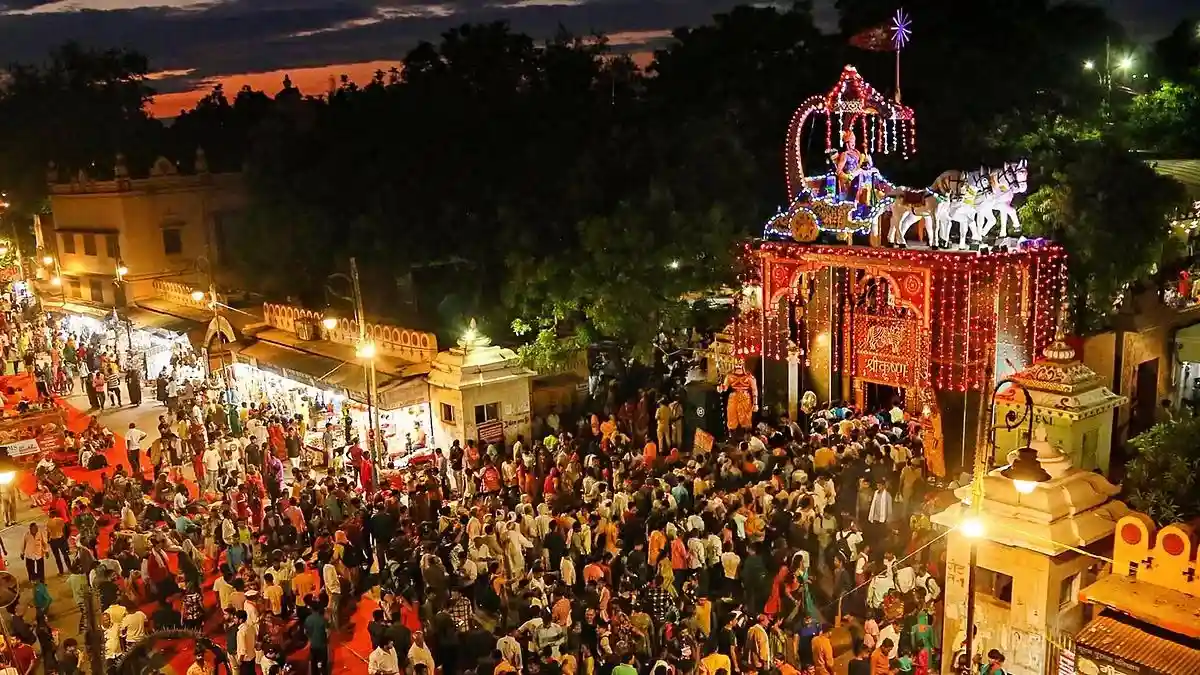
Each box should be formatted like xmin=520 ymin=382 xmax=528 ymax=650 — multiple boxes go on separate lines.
xmin=202 ymin=445 xmax=222 ymax=492
xmin=102 ymin=613 xmax=123 ymax=671
xmin=368 ymin=637 xmax=400 ymax=675
xmin=121 ymin=608 xmax=147 ymax=647
xmin=125 ymin=422 xmax=147 ymax=479
xmin=867 ymin=481 xmax=893 ymax=537
xmin=878 ymin=621 xmax=900 ymax=659
xmin=236 ymin=610 xmax=256 ymax=674
xmin=244 ymin=590 xmax=260 ymax=631
xmin=323 ymin=561 xmax=341 ymax=629
xmin=407 ymin=631 xmax=436 ymax=673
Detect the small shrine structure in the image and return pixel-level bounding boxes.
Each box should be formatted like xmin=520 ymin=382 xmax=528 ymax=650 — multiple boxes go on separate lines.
xmin=932 ymin=439 xmax=1132 ymax=675
xmin=427 ymin=320 xmax=536 ymax=448
xmin=993 ymin=333 xmax=1127 ymax=474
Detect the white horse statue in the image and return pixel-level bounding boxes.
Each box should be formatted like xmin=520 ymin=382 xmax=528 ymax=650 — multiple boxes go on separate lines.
xmin=974 ymin=160 xmax=1029 ymax=239
xmin=929 ymin=163 xmax=1029 ymax=248
xmin=937 ymin=199 xmax=983 ymax=249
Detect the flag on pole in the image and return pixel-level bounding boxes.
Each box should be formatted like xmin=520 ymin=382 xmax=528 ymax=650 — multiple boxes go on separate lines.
xmin=849 ymin=22 xmax=896 ymax=52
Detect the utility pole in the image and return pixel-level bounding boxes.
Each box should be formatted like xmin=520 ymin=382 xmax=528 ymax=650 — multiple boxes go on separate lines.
xmin=349 ymin=258 xmax=381 ymax=479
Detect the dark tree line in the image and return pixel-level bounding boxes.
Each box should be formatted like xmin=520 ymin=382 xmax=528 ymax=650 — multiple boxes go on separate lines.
xmin=1 ymin=4 xmax=1197 ymax=356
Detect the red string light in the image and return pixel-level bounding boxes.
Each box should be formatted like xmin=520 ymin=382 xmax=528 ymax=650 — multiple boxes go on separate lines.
xmin=740 ymin=242 xmax=1066 ymax=394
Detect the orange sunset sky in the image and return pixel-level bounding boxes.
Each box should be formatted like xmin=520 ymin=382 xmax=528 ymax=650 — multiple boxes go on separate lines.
xmin=0 ymin=0 xmax=1185 ymax=119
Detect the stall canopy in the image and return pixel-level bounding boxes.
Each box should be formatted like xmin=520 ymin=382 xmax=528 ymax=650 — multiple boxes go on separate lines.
xmin=1074 ymin=613 xmax=1200 ymax=675
xmin=235 ymin=341 xmax=428 ymax=409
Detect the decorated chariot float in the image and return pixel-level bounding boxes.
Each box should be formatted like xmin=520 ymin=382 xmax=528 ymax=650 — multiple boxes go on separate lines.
xmin=726 ymin=55 xmax=1066 ymax=481
xmin=765 ymin=60 xmax=1029 ymax=251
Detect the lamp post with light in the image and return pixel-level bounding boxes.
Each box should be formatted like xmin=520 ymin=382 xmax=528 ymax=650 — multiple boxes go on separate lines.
xmin=1083 ymin=41 xmax=1137 ymax=117
xmin=956 ymin=378 xmax=1052 ymax=672
xmin=323 ymin=257 xmax=380 ymax=479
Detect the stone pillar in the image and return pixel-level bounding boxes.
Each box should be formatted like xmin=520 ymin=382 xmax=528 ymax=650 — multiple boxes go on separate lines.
xmin=786 ymin=342 xmax=801 ymax=420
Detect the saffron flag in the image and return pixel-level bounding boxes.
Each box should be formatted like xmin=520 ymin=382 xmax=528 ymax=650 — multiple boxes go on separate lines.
xmin=849 ymin=22 xmax=896 ymax=52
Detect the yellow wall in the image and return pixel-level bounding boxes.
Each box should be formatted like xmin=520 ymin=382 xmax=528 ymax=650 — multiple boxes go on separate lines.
xmin=993 ymin=408 xmax=1112 ymax=473
xmin=50 ymin=174 xmax=245 ymax=307
xmin=462 ymin=378 xmax=534 ymax=446
xmin=429 ymin=377 xmax=534 ymax=449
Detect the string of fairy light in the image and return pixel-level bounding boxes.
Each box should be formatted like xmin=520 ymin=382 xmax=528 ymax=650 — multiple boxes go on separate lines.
xmin=740 ymin=241 xmax=1067 ymax=393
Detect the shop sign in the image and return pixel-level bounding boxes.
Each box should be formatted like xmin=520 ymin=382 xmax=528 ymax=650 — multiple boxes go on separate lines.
xmin=853 ymin=315 xmax=918 ymax=388
xmin=0 ymin=410 xmax=66 ymax=455
xmin=478 ymin=420 xmax=504 ymax=444
xmin=3 ymin=439 xmax=39 ymax=457
xmin=1075 ymin=644 xmax=1147 ymax=675
xmin=1058 ymin=649 xmax=1076 ymax=675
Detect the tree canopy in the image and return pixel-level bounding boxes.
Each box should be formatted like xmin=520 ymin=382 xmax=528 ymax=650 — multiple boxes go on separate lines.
xmin=1126 ymin=416 xmax=1200 ymax=524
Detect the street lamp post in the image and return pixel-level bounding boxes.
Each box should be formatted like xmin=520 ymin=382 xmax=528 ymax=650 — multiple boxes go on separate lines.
xmin=324 ymin=257 xmax=381 ymax=481
xmin=957 ymin=379 xmax=1051 ymax=672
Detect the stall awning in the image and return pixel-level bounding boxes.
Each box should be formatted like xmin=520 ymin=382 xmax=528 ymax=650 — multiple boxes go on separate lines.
xmin=235 ymin=341 xmax=427 ymax=410
xmin=1177 ymin=322 xmax=1200 ymax=363
xmin=1075 ymin=614 xmax=1200 ymax=675
xmin=44 ymin=300 xmax=113 ymax=320
xmin=125 ymin=307 xmax=202 ymax=336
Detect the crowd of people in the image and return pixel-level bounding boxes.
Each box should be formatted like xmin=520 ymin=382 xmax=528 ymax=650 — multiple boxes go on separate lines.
xmin=0 ymin=291 xmax=1009 ymax=675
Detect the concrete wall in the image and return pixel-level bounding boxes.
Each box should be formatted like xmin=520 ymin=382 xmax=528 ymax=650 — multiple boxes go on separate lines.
xmin=462 ymin=377 xmax=533 ymax=447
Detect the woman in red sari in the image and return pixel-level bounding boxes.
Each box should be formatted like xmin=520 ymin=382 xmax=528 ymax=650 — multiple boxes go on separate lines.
xmin=763 ymin=561 xmax=799 ymax=621
xmin=245 ymin=467 xmax=266 ymax=528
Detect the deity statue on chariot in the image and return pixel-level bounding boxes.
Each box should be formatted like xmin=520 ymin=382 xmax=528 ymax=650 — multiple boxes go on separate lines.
xmin=764 ymin=64 xmax=1030 ymax=251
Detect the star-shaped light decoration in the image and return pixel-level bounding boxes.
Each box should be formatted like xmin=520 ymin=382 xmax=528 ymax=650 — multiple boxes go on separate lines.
xmin=891 ymin=8 xmax=912 ymax=50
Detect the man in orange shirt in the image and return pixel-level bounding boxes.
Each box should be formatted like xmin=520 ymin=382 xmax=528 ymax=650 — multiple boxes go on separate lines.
xmin=812 ymin=623 xmax=836 ymax=675
xmin=871 ymin=638 xmax=894 ymax=675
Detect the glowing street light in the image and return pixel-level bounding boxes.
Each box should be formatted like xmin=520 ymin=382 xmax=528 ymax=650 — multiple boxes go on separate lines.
xmin=667 ymin=260 xmax=681 ymax=270
xmin=356 ymin=341 xmax=377 ymax=360
xmin=1117 ymin=54 xmax=1134 ymax=71
xmin=961 ymin=516 xmax=986 ymax=539
xmin=41 ymin=255 xmax=53 ymax=266
xmin=116 ymin=262 xmax=128 ymax=278
xmin=1082 ymin=59 xmax=1094 ymax=71
xmin=191 ymin=289 xmax=206 ymax=302
xmin=50 ymin=276 xmax=61 ymax=286
xmin=322 ymin=316 xmax=339 ymax=330
xmin=1002 ymin=446 xmax=1052 ymax=494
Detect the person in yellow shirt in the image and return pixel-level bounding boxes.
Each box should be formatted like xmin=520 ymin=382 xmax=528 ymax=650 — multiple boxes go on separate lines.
xmin=698 ymin=645 xmax=731 ymax=675
xmin=263 ymin=573 xmax=284 ymax=616
xmin=813 ymin=445 xmax=837 ymax=470
xmin=186 ymin=651 xmax=214 ymax=675
xmin=292 ymin=561 xmax=318 ymax=619
xmin=648 ymin=529 xmax=666 ymax=566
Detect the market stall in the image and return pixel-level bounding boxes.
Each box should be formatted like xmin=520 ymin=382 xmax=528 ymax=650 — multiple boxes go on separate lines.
xmin=227 ymin=347 xmax=434 ymax=465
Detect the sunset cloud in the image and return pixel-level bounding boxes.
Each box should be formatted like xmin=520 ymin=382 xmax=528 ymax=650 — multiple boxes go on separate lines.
xmin=0 ymin=0 xmax=1184 ymax=117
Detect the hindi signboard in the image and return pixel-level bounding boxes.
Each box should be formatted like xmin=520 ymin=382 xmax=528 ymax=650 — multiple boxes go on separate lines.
xmin=853 ymin=315 xmax=918 ymax=388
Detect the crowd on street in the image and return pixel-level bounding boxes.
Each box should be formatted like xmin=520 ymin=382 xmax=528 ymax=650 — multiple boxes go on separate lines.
xmin=0 ymin=288 xmax=1009 ymax=675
